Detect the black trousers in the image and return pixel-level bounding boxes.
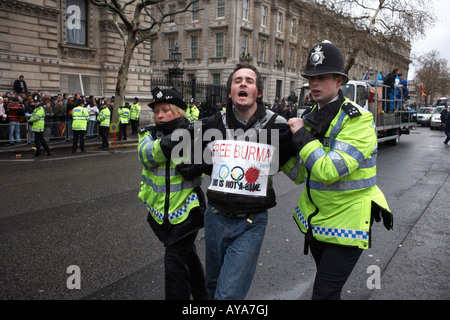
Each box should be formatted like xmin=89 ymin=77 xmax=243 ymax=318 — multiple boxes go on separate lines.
xmin=99 ymin=126 xmax=109 ymax=148
xmin=164 ymin=232 xmax=208 ymax=300
xmin=309 ymin=240 xmax=363 ymax=300
xmin=72 ymin=130 xmax=85 ymax=152
xmin=119 ymin=123 xmax=127 ymax=140
xmin=130 ymin=119 xmax=139 ymax=134
xmin=34 ymin=131 xmax=50 ymax=155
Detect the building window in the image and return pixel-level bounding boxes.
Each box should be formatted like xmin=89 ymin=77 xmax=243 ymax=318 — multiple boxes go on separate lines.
xmin=243 ymin=0 xmax=249 ymax=21
xmin=289 ymin=48 xmax=294 ymax=68
xmin=215 ymin=33 xmax=224 ymax=57
xmin=169 ymin=4 xmax=176 ymax=23
xmin=192 ymin=1 xmax=199 ymax=21
xmin=191 ymin=35 xmax=198 ymax=59
xmin=217 ymin=0 xmax=225 ymax=18
xmin=275 ymin=44 xmax=281 ymax=62
xmin=291 ymin=19 xmax=296 ymax=36
xmin=65 ymin=0 xmax=87 ymax=46
xmin=277 ymin=12 xmax=283 ymax=32
xmin=212 ymin=73 xmax=221 ymax=86
xmin=60 ymin=73 xmax=102 ymax=96
xmin=261 ymin=5 xmax=267 ymax=27
xmin=259 ymin=39 xmax=266 ymax=62
xmin=241 ymin=34 xmax=249 ymax=55
xmin=168 ymin=38 xmax=175 ymax=59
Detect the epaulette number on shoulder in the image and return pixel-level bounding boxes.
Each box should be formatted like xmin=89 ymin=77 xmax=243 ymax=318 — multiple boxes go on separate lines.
xmin=342 ymin=102 xmax=362 ymax=118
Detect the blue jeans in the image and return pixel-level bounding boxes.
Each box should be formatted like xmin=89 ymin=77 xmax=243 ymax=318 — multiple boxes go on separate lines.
xmin=204 ymin=203 xmax=268 ymax=300
xmin=9 ymin=121 xmax=20 ymax=143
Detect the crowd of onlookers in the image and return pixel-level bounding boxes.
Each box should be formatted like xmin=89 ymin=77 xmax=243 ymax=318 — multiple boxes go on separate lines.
xmin=1 ymin=75 xmax=304 ymax=147
xmin=0 ymin=82 xmax=116 ymax=146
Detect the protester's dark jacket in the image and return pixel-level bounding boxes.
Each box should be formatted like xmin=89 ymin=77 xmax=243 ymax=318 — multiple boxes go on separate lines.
xmin=178 ymin=101 xmax=295 ymax=215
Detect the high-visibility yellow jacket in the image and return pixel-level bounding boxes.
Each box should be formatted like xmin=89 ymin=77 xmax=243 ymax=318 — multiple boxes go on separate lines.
xmin=137 ymin=120 xmax=203 ymax=226
xmin=119 ymin=107 xmax=130 ymax=124
xmin=29 ymin=106 xmax=45 ymax=132
xmin=186 ymin=104 xmax=199 ymax=122
xmin=130 ymin=103 xmax=141 ymax=120
xmin=72 ymin=106 xmax=89 ymax=131
xmin=282 ymin=97 xmax=392 ymax=249
xmin=97 ymin=107 xmax=111 ymax=127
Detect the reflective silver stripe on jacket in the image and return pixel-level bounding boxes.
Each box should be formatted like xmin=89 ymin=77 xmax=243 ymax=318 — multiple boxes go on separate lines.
xmin=309 ymin=176 xmax=376 ymax=191
xmin=141 ymin=175 xmax=203 ymax=193
xmin=138 ymin=135 xmax=157 ymax=169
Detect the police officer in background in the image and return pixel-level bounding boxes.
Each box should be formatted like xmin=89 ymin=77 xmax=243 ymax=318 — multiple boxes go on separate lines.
xmin=71 ymin=99 xmax=89 ymax=153
xmin=282 ymin=41 xmax=393 ymax=300
xmin=130 ymin=97 xmax=141 ymax=135
xmin=28 ymin=95 xmax=51 ymax=157
xmin=97 ymin=101 xmax=111 ymax=149
xmin=118 ymin=102 xmax=130 ymax=141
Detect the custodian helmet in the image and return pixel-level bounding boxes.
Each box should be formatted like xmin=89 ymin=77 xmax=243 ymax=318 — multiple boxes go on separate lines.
xmin=148 ymin=87 xmax=187 ymax=110
xmin=302 ymin=40 xmax=349 ymax=84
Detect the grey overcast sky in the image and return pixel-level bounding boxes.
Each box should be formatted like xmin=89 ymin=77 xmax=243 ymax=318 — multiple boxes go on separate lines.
xmin=408 ymin=0 xmax=450 ymax=80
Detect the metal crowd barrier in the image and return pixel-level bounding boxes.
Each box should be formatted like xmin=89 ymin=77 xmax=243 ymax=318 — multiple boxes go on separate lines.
xmin=0 ymin=120 xmax=100 ymax=147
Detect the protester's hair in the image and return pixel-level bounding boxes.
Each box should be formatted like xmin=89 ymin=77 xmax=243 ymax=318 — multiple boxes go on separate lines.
xmin=226 ymin=61 xmax=264 ymax=103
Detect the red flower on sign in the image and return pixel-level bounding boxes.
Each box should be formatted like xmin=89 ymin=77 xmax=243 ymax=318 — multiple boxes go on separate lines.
xmin=245 ymin=167 xmax=260 ymax=184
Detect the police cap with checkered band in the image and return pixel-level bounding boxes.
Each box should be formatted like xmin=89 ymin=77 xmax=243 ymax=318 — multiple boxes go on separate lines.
xmin=148 ymin=87 xmax=187 ymax=110
xmin=302 ymin=40 xmax=349 ymax=85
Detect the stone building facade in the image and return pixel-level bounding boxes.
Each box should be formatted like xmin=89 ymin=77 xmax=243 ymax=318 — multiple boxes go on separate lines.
xmin=0 ymin=0 xmax=411 ymax=105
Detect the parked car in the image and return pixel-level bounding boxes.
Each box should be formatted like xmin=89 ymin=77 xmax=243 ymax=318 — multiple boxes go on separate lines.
xmin=430 ymin=106 xmax=444 ymax=130
xmin=416 ymin=107 xmax=433 ymax=126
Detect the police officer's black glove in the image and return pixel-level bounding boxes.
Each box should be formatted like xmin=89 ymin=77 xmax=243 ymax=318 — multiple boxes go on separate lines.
xmin=382 ymin=210 xmax=394 ymax=230
xmin=160 ymin=133 xmax=189 ymax=160
xmin=138 ymin=125 xmax=153 ymax=135
xmin=176 ymin=163 xmax=205 ymax=181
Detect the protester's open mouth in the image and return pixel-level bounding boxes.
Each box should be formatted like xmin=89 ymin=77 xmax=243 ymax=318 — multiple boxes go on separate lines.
xmin=238 ymin=91 xmax=248 ymax=97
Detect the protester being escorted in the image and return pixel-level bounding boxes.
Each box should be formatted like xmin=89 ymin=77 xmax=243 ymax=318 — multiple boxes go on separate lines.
xmin=71 ymin=99 xmax=89 ymax=153
xmin=177 ymin=62 xmax=295 ymax=300
xmin=137 ymin=87 xmax=208 ymax=300
xmin=97 ymin=101 xmax=111 ymax=149
xmin=28 ymin=96 xmax=51 ymax=157
xmin=6 ymin=96 xmax=23 ymax=145
xmin=130 ymin=97 xmax=141 ymax=135
xmin=282 ymin=41 xmax=393 ymax=300
xmin=118 ymin=102 xmax=130 ymax=141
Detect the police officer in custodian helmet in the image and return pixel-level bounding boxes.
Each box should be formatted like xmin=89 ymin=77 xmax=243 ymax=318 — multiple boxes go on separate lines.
xmin=283 ymin=41 xmax=393 ymax=299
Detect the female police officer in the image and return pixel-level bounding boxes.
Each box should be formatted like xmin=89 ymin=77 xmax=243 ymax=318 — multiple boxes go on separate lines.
xmin=137 ymin=87 xmax=207 ymax=300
